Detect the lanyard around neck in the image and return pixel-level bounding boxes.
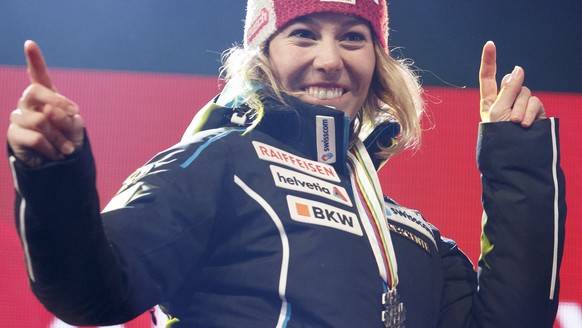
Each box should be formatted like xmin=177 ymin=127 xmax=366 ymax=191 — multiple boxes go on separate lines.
xmin=347 ymin=140 xmax=399 ymax=290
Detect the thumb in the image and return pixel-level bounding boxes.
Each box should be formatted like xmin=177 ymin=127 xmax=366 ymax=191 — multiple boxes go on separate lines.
xmin=24 ymin=40 xmax=55 ymax=91
xmin=495 ymin=66 xmax=525 ymax=110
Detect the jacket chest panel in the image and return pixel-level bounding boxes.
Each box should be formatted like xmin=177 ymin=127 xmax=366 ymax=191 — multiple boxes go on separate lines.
xmin=226 ymin=138 xmax=380 ymax=266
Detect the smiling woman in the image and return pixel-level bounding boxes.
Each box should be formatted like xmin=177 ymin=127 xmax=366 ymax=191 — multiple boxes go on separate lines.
xmin=5 ymin=1 xmax=567 ymax=328
xmin=268 ymin=13 xmax=376 ymax=119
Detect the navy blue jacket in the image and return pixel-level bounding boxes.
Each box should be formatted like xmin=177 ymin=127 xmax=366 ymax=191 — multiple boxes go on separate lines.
xmin=10 ymin=95 xmax=566 ymax=327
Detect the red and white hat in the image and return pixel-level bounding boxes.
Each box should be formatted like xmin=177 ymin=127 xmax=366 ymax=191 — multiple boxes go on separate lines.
xmin=244 ymin=0 xmax=388 ymax=50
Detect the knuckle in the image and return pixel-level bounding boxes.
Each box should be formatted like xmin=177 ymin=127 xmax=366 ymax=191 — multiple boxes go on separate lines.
xmin=530 ymin=96 xmax=541 ymax=106
xmin=18 ymin=83 xmax=68 ymax=110
xmin=20 ymin=83 xmax=42 ymax=98
xmin=22 ymin=113 xmax=51 ymax=133
xmin=6 ymin=123 xmax=19 ymax=139
xmin=26 ymin=132 xmax=46 ymax=149
xmin=9 ymin=108 xmax=23 ymax=122
xmin=42 ymin=103 xmax=58 ymax=117
xmin=20 ymin=84 xmax=35 ymax=98
xmin=19 ymin=84 xmax=41 ymax=108
xmin=50 ymin=96 xmax=72 ymax=109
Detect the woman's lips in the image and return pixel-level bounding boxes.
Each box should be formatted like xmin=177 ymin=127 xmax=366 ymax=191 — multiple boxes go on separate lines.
xmin=304 ymin=86 xmax=344 ymax=100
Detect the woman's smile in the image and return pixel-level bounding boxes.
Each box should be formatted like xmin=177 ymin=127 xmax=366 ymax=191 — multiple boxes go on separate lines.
xmin=268 ymin=12 xmax=376 ymax=119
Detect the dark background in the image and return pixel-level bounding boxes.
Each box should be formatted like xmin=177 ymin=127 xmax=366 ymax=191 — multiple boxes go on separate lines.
xmin=1 ymin=0 xmax=581 ymax=93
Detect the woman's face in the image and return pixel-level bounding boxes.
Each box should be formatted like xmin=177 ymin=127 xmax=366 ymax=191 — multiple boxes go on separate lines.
xmin=268 ymin=13 xmax=376 ymax=120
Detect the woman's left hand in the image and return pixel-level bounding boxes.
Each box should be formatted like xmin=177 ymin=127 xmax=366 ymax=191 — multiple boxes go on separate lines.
xmin=479 ymin=41 xmax=546 ymax=126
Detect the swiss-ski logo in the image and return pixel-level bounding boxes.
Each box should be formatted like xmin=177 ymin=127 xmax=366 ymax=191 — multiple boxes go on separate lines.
xmin=385 ymin=204 xmax=436 ymax=247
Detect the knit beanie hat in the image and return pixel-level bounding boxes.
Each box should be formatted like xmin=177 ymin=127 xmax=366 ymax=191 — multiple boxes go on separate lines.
xmin=244 ymin=0 xmax=388 ymax=51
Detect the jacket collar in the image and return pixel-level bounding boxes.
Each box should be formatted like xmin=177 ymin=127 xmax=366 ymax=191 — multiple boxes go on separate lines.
xmin=183 ymin=92 xmax=400 ymax=172
xmin=188 ymin=93 xmax=350 ymax=172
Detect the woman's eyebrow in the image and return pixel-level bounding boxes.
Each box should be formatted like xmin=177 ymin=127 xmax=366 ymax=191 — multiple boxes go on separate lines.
xmin=291 ymin=15 xmax=368 ymax=28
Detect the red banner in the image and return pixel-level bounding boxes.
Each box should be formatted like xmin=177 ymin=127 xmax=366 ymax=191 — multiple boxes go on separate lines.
xmin=1 ymin=66 xmax=580 ymax=327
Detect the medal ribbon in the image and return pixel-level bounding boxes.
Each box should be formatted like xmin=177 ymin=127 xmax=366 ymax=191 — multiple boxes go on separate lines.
xmin=347 ymin=140 xmax=399 ymax=290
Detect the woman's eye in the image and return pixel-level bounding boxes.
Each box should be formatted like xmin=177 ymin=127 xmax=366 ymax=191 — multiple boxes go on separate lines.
xmin=343 ymin=32 xmax=366 ymax=42
xmin=289 ymin=29 xmax=315 ymax=39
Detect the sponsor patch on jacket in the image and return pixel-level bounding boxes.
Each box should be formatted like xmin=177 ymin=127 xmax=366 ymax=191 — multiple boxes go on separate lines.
xmin=388 ymin=223 xmax=431 ymax=254
xmin=287 ymin=195 xmax=362 ymax=236
xmin=253 ymin=141 xmax=339 ymax=182
xmin=316 ymin=116 xmax=336 ymax=164
xmin=271 ymin=166 xmax=352 ymax=206
xmin=385 ymin=203 xmax=436 ymax=247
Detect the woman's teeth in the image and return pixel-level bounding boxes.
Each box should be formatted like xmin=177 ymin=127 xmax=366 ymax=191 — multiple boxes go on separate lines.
xmin=305 ymin=87 xmax=343 ymax=100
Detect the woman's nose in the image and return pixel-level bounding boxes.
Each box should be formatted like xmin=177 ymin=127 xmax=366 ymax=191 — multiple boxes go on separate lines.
xmin=313 ymin=41 xmax=343 ymax=75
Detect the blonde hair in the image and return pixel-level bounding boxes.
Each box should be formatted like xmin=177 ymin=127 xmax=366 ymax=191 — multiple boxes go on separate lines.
xmin=220 ymin=40 xmax=424 ymax=160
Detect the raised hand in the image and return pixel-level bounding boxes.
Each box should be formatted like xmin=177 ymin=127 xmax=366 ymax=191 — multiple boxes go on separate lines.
xmin=7 ymin=41 xmax=85 ymax=167
xmin=479 ymin=41 xmax=546 ymax=126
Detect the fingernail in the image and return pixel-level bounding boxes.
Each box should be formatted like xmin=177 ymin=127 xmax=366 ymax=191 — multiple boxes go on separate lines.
xmin=61 ymin=142 xmax=75 ymax=155
xmin=511 ymin=66 xmax=522 ymax=78
xmin=502 ymin=73 xmax=512 ymax=85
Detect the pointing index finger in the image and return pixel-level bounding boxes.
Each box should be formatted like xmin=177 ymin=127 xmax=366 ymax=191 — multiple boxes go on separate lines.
xmin=24 ymin=40 xmax=55 ymax=91
xmin=479 ymin=41 xmax=497 ymax=119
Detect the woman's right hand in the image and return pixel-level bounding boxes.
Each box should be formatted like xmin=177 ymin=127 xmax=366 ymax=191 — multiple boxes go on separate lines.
xmin=7 ymin=41 xmax=85 ymax=168
xmin=479 ymin=41 xmax=546 ymax=127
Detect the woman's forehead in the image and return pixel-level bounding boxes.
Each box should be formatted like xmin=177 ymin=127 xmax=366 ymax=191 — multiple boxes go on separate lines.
xmin=285 ymin=12 xmax=371 ymax=28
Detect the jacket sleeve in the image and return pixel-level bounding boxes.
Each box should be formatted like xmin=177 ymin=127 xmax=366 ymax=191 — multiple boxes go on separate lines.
xmin=435 ymin=118 xmax=566 ymax=328
xmin=9 ymin=135 xmax=131 ymax=325
xmin=9 ymin=130 xmax=232 ymax=326
xmin=473 ymin=118 xmax=566 ymax=327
